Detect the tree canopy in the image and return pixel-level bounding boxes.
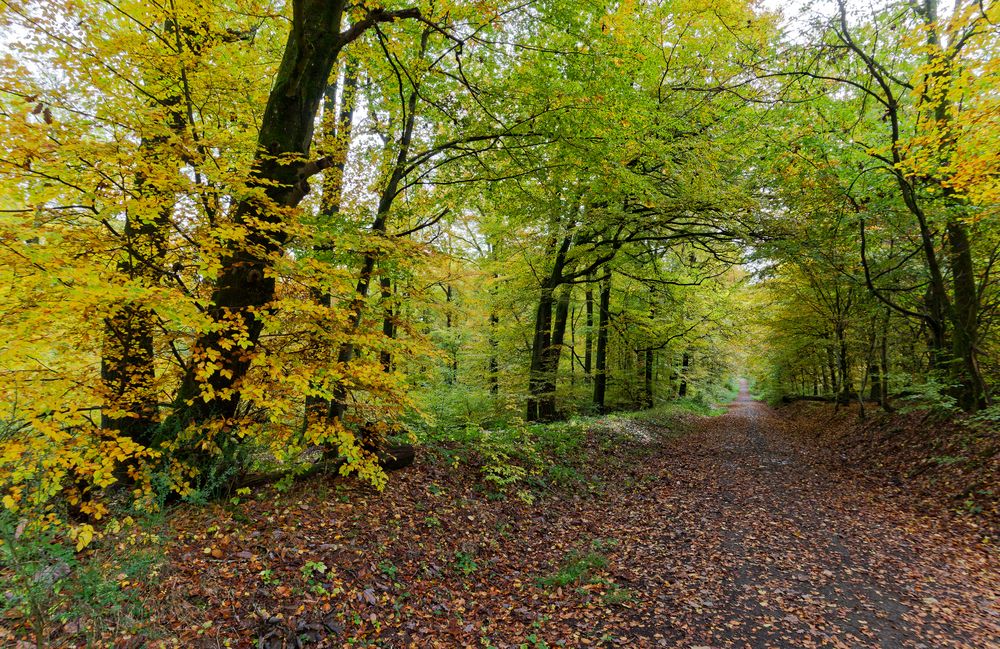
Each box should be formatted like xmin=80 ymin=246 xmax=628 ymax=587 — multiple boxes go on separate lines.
xmin=0 ymin=0 xmax=997 ymax=550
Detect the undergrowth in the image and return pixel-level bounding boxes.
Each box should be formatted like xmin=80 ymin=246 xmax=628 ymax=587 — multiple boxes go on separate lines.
xmin=414 ymin=398 xmax=715 ymax=500
xmin=0 ymin=509 xmax=163 ymax=647
xmin=631 ymin=397 xmax=729 ymax=421
xmin=780 ymin=400 xmax=999 ymax=534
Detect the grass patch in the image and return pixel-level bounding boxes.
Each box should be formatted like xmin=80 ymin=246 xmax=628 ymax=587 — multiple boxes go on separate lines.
xmin=416 ymin=416 xmax=596 ymax=497
xmin=624 ymin=398 xmax=729 ymax=429
xmin=0 ymin=510 xmax=163 ymax=647
xmin=538 ymin=539 xmax=616 ymax=588
xmin=538 ymin=550 xmax=608 ymax=587
xmin=601 ymin=583 xmax=633 ymax=606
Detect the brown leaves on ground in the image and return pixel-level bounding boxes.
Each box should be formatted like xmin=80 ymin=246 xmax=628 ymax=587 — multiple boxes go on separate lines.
xmin=779 ymin=400 xmax=1000 ymax=537
xmin=72 ymin=398 xmax=1000 ymax=647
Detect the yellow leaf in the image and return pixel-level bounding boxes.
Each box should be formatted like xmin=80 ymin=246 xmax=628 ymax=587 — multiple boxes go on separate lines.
xmin=75 ymin=524 xmax=95 ymax=551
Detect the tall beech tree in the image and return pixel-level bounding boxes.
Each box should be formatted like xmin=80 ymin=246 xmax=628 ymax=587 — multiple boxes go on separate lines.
xmin=100 ymin=16 xmax=189 ymax=446
xmin=172 ymin=2 xmax=422 ymax=427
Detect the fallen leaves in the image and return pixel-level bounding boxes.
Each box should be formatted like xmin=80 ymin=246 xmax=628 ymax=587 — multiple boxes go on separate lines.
xmin=25 ymin=396 xmax=997 ymax=648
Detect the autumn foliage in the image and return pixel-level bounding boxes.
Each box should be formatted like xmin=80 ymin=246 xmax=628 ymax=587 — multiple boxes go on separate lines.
xmin=0 ymin=0 xmax=997 ymax=565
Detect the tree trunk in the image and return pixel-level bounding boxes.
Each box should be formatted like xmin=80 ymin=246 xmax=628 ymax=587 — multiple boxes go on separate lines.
xmin=304 ymin=58 xmax=358 ymax=426
xmin=584 ymin=274 xmax=593 ymax=381
xmin=868 ymin=360 xmax=880 ymax=402
xmin=880 ymin=309 xmax=891 ymax=410
xmin=537 ymin=283 xmax=571 ymax=420
xmin=569 ymin=306 xmax=577 ymax=386
xmin=527 ymin=234 xmax=572 ymax=421
xmin=488 ymin=260 xmax=500 ymax=395
xmin=101 ymin=304 xmax=160 ymax=446
xmin=526 ymin=285 xmax=554 ymax=422
xmin=592 ymin=270 xmax=612 ymax=413
xmin=445 ymin=284 xmax=457 ymax=384
xmin=102 ymin=19 xmax=191 ymax=446
xmin=173 ymin=1 xmax=418 ymax=427
xmin=922 ymin=4 xmax=984 ymax=411
xmin=379 ymin=275 xmax=395 ymax=371
xmin=826 ymin=342 xmax=838 ymax=398
xmin=101 ymin=202 xmax=168 ymax=446
xmin=946 ymin=219 xmax=985 ymax=410
xmin=320 ymin=58 xmax=357 ymax=218
xmin=488 ymin=306 xmax=499 ymax=396
xmin=643 ymin=349 xmax=654 ymax=408
xmin=857 ymin=364 xmax=868 ymax=421
xmin=678 ymin=352 xmax=689 ymax=398
xmin=836 ymin=323 xmax=851 ymax=403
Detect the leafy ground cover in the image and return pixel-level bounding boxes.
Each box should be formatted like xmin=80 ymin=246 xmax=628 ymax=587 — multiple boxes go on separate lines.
xmin=779 ymin=401 xmax=1000 ymax=537
xmin=3 ymin=395 xmax=997 ymax=648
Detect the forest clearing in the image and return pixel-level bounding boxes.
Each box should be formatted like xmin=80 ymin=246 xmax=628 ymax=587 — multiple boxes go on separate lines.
xmin=1 ymin=0 xmax=998 ymax=646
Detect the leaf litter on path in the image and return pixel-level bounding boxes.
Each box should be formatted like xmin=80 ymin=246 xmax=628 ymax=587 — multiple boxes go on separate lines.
xmin=134 ymin=396 xmax=998 ymax=648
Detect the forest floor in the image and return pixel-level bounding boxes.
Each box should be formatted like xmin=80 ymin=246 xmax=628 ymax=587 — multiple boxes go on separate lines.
xmin=44 ymin=391 xmax=1000 ymax=648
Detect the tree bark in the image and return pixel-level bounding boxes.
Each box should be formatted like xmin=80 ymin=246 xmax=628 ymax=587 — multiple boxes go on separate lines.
xmin=946 ymin=219 xmax=985 ymax=410
xmin=526 ymin=285 xmax=554 ymax=422
xmin=868 ymin=359 xmax=880 ymax=402
xmin=488 ymin=269 xmax=500 ymax=396
xmin=102 ymin=15 xmax=200 ymax=446
xmin=643 ymin=349 xmax=654 ymax=408
xmin=379 ymin=275 xmax=395 ymax=371
xmin=101 ymin=173 xmax=170 ymax=446
xmin=445 ymin=284 xmax=457 ymax=384
xmin=569 ymin=305 xmax=577 ymax=386
xmin=836 ymin=322 xmax=851 ymax=403
xmin=527 ymin=234 xmax=572 ymax=421
xmin=826 ymin=342 xmax=838 ymax=398
xmin=304 ymin=58 xmax=358 ymax=426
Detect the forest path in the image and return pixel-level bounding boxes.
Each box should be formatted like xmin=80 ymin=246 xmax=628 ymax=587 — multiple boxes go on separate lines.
xmin=572 ymin=384 xmax=1000 ymax=648
xmin=155 ymin=387 xmax=999 ymax=649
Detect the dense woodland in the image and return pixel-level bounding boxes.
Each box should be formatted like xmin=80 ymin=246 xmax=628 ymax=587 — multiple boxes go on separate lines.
xmin=0 ymin=0 xmax=998 ymax=644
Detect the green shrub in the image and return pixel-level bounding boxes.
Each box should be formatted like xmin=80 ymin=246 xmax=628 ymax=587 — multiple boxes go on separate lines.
xmin=971 ymin=404 xmax=1000 ymax=428
xmin=538 ymin=550 xmax=608 ymax=588
xmin=898 ymin=376 xmax=960 ymax=417
xmin=630 ymin=398 xmax=723 ymax=423
xmin=453 ymin=550 xmax=478 ymax=575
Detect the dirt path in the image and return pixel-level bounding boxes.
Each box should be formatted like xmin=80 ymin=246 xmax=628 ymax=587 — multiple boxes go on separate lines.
xmin=154 ymin=389 xmax=999 ymax=649
xmin=556 ymin=385 xmax=1000 ymax=648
